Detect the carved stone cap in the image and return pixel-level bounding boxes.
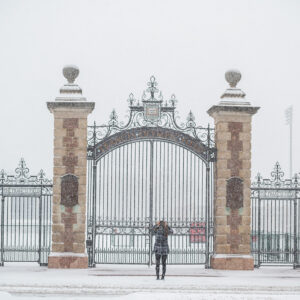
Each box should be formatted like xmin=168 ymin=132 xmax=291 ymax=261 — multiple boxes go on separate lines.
xmin=207 ymin=105 xmax=260 ymax=117
xmin=47 ymin=101 xmax=95 ymax=114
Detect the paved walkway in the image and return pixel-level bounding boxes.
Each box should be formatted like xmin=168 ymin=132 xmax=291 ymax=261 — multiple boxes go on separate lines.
xmin=0 ymin=263 xmax=300 ymax=299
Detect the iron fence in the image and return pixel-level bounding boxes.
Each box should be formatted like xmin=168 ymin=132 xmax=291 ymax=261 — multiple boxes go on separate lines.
xmin=251 ymin=162 xmax=300 ymax=268
xmin=0 ymin=159 xmax=52 ymax=266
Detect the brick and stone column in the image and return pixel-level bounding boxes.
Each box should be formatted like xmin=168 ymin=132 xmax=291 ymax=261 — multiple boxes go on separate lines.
xmin=207 ymin=70 xmax=259 ymax=270
xmin=47 ymin=66 xmax=94 ymax=268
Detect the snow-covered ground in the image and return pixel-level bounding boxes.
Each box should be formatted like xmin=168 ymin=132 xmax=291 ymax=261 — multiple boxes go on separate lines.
xmin=0 ymin=263 xmax=300 ymax=299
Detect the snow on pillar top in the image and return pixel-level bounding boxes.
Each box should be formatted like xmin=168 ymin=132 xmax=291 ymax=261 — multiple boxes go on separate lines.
xmin=55 ymin=65 xmax=86 ymax=102
xmin=219 ymin=69 xmax=251 ymax=106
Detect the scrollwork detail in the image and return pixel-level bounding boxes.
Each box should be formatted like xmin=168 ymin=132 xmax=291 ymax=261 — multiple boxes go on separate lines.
xmin=252 ymin=162 xmax=299 ymax=189
xmin=87 ymin=76 xmax=216 ymax=160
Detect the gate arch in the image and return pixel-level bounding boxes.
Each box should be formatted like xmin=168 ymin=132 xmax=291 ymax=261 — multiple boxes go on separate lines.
xmin=91 ymin=127 xmax=211 ymax=162
xmin=86 ymin=77 xmax=216 ymax=267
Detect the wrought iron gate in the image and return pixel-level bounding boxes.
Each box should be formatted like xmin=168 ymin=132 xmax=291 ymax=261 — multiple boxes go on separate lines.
xmin=87 ymin=77 xmax=216 ymax=267
xmin=0 ymin=159 xmax=52 ymax=266
xmin=251 ymin=163 xmax=300 ymax=268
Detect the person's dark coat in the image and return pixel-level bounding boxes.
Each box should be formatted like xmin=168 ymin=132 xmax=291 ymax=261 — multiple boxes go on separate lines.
xmin=152 ymin=224 xmax=173 ymax=255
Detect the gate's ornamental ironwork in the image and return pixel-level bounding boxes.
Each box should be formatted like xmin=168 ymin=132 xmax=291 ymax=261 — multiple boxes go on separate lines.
xmin=87 ymin=76 xmax=216 ymax=162
xmin=86 ymin=76 xmax=216 ymax=267
xmin=251 ymin=162 xmax=300 ymax=268
xmin=0 ymin=159 xmax=52 ymax=266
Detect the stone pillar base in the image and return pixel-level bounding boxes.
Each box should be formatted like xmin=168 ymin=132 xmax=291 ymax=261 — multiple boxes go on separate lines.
xmin=210 ymin=254 xmax=254 ymax=270
xmin=48 ymin=253 xmax=88 ymax=269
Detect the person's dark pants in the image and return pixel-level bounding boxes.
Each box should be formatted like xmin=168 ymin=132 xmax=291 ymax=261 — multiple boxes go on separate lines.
xmin=155 ymin=254 xmax=167 ymax=277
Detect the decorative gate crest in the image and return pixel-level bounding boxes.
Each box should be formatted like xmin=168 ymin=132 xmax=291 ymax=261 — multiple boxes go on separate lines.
xmin=142 ymin=76 xmax=162 ymax=122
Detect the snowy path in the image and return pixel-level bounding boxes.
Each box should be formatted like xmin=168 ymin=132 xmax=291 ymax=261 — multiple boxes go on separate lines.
xmin=0 ymin=263 xmax=300 ymax=299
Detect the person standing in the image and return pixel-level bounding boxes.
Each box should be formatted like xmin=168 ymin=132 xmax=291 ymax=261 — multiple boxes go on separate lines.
xmin=152 ymin=220 xmax=173 ymax=280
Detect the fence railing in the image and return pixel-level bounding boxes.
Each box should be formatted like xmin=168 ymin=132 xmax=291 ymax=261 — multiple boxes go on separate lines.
xmin=251 ymin=162 xmax=300 ymax=268
xmin=0 ymin=159 xmax=52 ymax=266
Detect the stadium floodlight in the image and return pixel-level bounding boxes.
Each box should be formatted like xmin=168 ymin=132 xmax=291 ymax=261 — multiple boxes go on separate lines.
xmin=285 ymin=106 xmax=293 ymax=178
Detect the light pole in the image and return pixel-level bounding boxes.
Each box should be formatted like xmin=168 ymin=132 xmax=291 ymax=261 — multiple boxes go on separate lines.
xmin=285 ymin=106 xmax=293 ymax=179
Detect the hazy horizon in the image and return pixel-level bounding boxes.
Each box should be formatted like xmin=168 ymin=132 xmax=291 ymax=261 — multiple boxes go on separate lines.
xmin=1 ymin=0 xmax=300 ymax=181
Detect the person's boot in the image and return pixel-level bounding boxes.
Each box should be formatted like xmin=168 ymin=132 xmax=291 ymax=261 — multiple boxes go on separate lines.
xmin=161 ymin=264 xmax=166 ymax=280
xmin=156 ymin=265 xmax=160 ymax=280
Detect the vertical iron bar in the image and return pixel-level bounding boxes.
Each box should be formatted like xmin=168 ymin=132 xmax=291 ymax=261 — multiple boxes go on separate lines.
xmin=133 ymin=143 xmax=137 ymax=262
xmin=137 ymin=142 xmax=140 ymax=223
xmin=145 ymin=142 xmax=148 ymax=264
xmin=296 ymin=195 xmax=300 ymax=266
xmin=289 ymin=110 xmax=293 ymax=178
xmin=205 ymin=125 xmax=211 ymax=268
xmin=271 ymin=195 xmax=273 ymax=259
xmin=122 ymin=146 xmax=125 ymax=223
xmin=141 ymin=142 xmax=144 ymax=223
xmin=16 ymin=197 xmax=18 ymax=261
xmin=155 ymin=141 xmax=158 ymax=225
xmin=294 ymin=191 xmax=297 ymax=268
xmin=118 ymin=147 xmax=121 ymax=258
xmin=18 ymin=194 xmax=20 ymax=260
xmin=130 ymin=144 xmax=132 ymax=227
xmin=23 ymin=194 xmax=25 ymax=261
xmin=274 ymin=191 xmax=280 ymax=262
xmin=148 ymin=140 xmax=154 ymax=266
xmin=114 ymin=149 xmax=117 ymax=233
xmin=134 ymin=143 xmax=137 ymax=226
xmin=205 ymin=163 xmax=210 ymax=268
xmin=166 ymin=143 xmax=169 ymax=222
xmin=91 ymin=122 xmax=97 ymax=267
xmin=102 ymin=157 xmax=106 ymax=263
xmin=170 ymin=143 xmax=173 ymax=262
xmin=0 ymin=195 xmax=4 ymax=266
xmin=38 ymin=182 xmax=42 ymax=264
xmin=159 ymin=142 xmax=162 ymax=221
xmin=258 ymin=189 xmax=261 ymax=267
xmin=0 ymin=174 xmax=4 ymax=266
xmin=175 ymin=145 xmax=178 ymax=260
xmin=110 ymin=151 xmax=113 ymax=227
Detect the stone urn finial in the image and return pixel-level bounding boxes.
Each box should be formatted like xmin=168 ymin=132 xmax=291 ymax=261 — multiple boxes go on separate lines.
xmin=225 ymin=69 xmax=241 ymax=88
xmin=63 ymin=65 xmax=79 ymax=84
xmin=56 ymin=65 xmax=84 ymax=100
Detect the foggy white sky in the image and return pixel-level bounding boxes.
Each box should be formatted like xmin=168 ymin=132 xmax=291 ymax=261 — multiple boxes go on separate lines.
xmin=0 ymin=0 xmax=300 ymax=180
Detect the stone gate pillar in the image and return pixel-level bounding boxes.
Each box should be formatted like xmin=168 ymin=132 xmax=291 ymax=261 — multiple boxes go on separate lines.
xmin=47 ymin=66 xmax=95 ymax=268
xmin=207 ymin=70 xmax=259 ymax=270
